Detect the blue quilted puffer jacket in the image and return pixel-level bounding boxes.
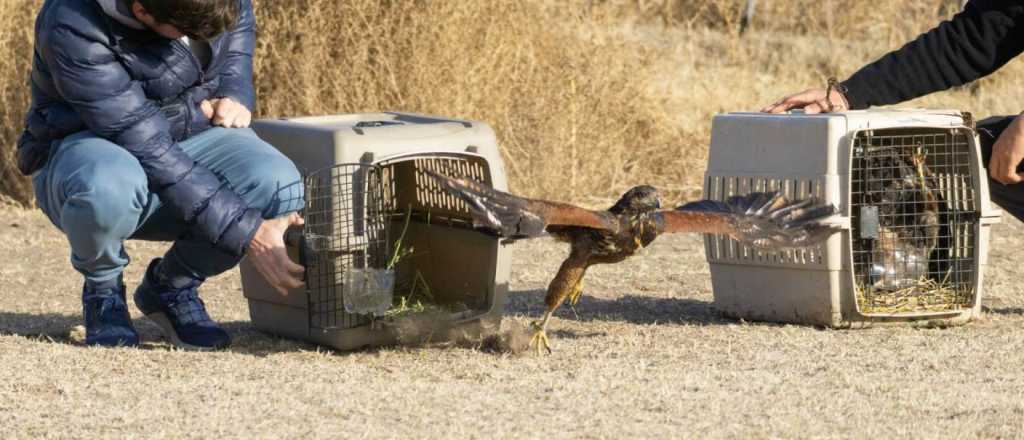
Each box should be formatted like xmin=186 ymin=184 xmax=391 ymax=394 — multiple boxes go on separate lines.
xmin=18 ymin=0 xmax=262 ymax=256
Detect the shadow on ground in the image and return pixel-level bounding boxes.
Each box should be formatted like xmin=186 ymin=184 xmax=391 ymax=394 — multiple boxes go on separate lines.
xmin=9 ymin=300 xmax=1024 ymax=355
xmin=982 ymin=306 xmax=1024 ymax=316
xmin=0 ymin=311 xmax=311 ymax=355
xmin=511 ymin=291 xmax=1024 ymax=326
xmin=0 ymin=311 xmax=529 ymax=356
xmin=507 ymin=289 xmax=733 ymax=325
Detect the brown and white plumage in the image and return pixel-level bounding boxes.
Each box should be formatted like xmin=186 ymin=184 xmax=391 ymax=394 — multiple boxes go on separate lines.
xmin=869 ymin=147 xmax=942 ymax=289
xmin=426 ymin=171 xmax=840 ymax=353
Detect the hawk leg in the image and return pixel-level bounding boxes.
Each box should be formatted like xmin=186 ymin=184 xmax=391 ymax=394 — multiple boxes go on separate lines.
xmin=568 ymin=278 xmax=585 ymax=306
xmin=529 ymin=313 xmax=554 ymax=355
xmin=530 ymin=247 xmax=590 ymax=354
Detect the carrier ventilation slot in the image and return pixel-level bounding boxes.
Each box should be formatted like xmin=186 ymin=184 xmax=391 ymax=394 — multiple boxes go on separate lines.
xmin=377 ymin=155 xmax=491 ymax=225
xmin=704 ymin=176 xmax=826 ymax=267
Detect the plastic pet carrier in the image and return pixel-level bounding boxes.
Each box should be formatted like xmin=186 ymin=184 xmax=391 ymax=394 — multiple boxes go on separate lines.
xmin=240 ymin=112 xmax=511 ymax=350
xmin=703 ymin=109 xmax=1001 ymax=327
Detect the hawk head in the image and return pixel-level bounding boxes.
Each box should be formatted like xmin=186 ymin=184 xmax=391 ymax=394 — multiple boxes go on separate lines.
xmin=609 ymin=185 xmax=662 ymax=215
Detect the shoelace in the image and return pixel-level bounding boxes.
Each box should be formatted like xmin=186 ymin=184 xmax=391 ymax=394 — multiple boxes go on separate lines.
xmin=163 ymin=287 xmax=214 ymax=326
xmin=86 ymin=293 xmax=130 ymax=325
xmin=99 ymin=296 xmax=125 ymax=317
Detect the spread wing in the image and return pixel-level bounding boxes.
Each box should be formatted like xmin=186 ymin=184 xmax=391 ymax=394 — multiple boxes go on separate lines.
xmin=425 ymin=170 xmax=618 ymax=240
xmin=659 ymin=192 xmax=840 ymax=249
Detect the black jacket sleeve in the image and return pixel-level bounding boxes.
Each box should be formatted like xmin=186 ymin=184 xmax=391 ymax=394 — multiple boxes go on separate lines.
xmin=841 ymin=0 xmax=1024 ymax=110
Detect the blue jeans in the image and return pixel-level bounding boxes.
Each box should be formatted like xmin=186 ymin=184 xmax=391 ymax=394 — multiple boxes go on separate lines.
xmin=33 ymin=127 xmax=303 ymax=286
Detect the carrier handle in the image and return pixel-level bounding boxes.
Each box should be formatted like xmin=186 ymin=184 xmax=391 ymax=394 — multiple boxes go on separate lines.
xmin=352 ymin=120 xmax=405 ymax=134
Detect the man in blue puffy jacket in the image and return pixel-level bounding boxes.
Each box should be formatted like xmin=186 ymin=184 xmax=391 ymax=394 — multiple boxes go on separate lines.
xmin=18 ymin=0 xmax=305 ymax=350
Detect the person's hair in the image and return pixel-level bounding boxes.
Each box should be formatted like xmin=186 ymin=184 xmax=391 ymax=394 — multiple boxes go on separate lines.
xmin=135 ymin=0 xmax=239 ymax=40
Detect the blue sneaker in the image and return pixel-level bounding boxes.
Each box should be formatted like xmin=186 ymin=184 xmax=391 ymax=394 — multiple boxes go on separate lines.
xmin=133 ymin=259 xmax=231 ymax=350
xmin=82 ymin=278 xmax=140 ymax=347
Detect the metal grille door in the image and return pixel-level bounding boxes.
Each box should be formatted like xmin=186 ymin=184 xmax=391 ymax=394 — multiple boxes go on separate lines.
xmin=303 ymin=163 xmax=390 ymax=330
xmin=850 ymin=128 xmax=978 ymax=314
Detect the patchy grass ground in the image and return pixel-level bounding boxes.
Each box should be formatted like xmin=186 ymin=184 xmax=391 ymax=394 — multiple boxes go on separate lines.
xmin=6 ymin=2 xmax=1024 ymax=437
xmin=3 ymin=205 xmax=1024 ymax=438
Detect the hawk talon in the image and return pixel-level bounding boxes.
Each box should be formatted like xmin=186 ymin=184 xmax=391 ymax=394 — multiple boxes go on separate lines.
xmin=529 ymin=321 xmax=552 ymax=355
xmin=568 ymin=279 xmax=585 ymax=306
xmin=911 ymin=146 xmax=927 ymax=168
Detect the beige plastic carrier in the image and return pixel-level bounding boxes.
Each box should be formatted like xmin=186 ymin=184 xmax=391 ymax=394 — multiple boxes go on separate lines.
xmin=704 ymin=109 xmax=1001 ymax=327
xmin=240 ymin=112 xmax=511 ymax=349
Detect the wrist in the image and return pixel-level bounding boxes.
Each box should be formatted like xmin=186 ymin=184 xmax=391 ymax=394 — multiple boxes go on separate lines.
xmin=215 ymin=92 xmax=254 ymax=111
xmin=1010 ymin=113 xmax=1024 ymax=132
xmin=232 ymin=210 xmax=263 ymax=256
xmin=837 ymin=79 xmax=865 ymax=110
xmin=834 ymin=91 xmax=850 ymax=110
xmin=826 ymin=78 xmax=850 ymax=111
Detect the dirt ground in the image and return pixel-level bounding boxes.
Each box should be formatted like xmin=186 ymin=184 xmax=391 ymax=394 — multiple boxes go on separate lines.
xmin=3 ymin=203 xmax=1024 ymax=439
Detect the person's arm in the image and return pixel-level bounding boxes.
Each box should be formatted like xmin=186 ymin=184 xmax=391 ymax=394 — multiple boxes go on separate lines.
xmin=988 ymin=112 xmax=1024 ymax=185
xmin=205 ymin=0 xmax=256 ymax=128
xmin=842 ymin=0 xmax=1024 ymax=109
xmin=40 ymin=24 xmax=261 ymax=257
xmin=764 ymin=0 xmax=1024 ymax=114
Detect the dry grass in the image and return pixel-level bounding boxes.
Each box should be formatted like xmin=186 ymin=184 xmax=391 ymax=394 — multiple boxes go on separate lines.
xmin=7 ymin=4 xmax=1024 ymax=435
xmin=6 ymin=0 xmax=1024 ymax=206
xmin=4 ymin=206 xmax=1024 ymax=438
xmin=595 ymin=0 xmax=964 ymax=42
xmin=252 ymin=0 xmax=684 ymax=202
xmin=0 ymin=0 xmax=38 ymax=206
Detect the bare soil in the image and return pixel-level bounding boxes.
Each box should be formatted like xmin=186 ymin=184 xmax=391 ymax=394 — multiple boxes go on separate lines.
xmin=3 ymin=206 xmax=1024 ymax=439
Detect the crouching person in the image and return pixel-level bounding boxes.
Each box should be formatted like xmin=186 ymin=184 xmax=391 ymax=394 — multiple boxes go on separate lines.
xmin=17 ymin=0 xmax=305 ymax=349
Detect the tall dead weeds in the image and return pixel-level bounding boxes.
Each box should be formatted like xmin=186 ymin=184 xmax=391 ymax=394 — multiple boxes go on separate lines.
xmin=0 ymin=0 xmax=1015 ymax=206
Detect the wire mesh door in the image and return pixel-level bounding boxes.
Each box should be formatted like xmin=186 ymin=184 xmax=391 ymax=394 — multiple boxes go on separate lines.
xmin=302 ymin=163 xmax=391 ymax=331
xmin=300 ymin=156 xmax=492 ymax=330
xmin=850 ymin=128 xmax=978 ymax=314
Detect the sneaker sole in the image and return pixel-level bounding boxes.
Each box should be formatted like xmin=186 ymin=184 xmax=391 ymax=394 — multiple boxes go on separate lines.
xmin=144 ymin=312 xmax=225 ymax=351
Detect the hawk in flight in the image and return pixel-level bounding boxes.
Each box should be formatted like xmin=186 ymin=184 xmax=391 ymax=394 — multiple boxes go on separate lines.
xmin=427 ymin=171 xmax=840 ymax=353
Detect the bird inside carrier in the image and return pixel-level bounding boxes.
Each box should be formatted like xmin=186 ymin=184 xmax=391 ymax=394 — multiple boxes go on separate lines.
xmin=240 ymin=113 xmax=511 ymax=350
xmin=851 ymin=129 xmax=977 ymax=314
xmin=704 ymin=109 xmax=1001 ymax=327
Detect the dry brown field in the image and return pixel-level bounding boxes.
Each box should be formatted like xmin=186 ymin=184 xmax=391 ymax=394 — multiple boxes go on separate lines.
xmin=5 ymin=0 xmax=1024 ymax=204
xmin=4 ymin=0 xmax=1024 ymax=438
xmin=4 ymin=200 xmax=1024 ymax=438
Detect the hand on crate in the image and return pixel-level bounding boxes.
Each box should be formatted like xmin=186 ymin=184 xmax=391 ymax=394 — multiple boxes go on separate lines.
xmin=988 ymin=113 xmax=1024 ymax=185
xmin=247 ymin=212 xmax=306 ymax=295
xmin=761 ymin=87 xmax=849 ymax=114
xmin=200 ymin=97 xmax=252 ymax=128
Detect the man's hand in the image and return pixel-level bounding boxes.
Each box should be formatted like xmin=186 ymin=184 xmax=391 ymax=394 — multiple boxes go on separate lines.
xmin=200 ymin=98 xmax=252 ymax=128
xmin=247 ymin=212 xmax=305 ymax=295
xmin=761 ymin=87 xmax=850 ymax=114
xmin=989 ymin=113 xmax=1024 ymax=185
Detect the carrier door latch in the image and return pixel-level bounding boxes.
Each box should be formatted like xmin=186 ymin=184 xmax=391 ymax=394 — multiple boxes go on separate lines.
xmin=961 ymin=111 xmax=975 ymax=130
